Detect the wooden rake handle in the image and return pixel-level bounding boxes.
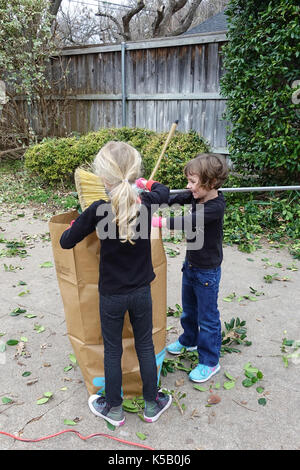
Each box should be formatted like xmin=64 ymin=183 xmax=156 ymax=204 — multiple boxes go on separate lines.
xmin=149 ymin=120 xmax=179 ymax=180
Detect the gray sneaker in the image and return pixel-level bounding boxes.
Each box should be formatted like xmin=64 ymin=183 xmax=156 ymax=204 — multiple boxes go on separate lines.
xmin=144 ymin=390 xmax=172 ymax=423
xmin=88 ymin=395 xmax=125 ymax=427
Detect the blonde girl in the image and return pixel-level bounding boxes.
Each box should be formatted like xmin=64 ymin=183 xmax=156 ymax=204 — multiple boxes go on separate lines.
xmin=60 ymin=141 xmax=172 ymax=426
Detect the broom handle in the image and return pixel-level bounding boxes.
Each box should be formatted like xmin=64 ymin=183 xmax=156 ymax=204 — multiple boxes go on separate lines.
xmin=149 ymin=120 xmax=179 ymax=180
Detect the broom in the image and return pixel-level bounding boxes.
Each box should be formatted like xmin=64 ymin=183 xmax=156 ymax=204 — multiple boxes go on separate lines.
xmin=74 ymin=168 xmax=108 ymax=210
xmin=74 ymin=120 xmax=179 ymax=211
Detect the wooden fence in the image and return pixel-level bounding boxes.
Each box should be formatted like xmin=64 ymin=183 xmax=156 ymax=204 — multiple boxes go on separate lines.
xmin=53 ymin=31 xmax=229 ymax=154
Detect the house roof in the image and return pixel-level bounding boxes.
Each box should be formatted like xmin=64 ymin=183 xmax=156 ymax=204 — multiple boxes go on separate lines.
xmin=182 ymin=10 xmax=228 ymax=35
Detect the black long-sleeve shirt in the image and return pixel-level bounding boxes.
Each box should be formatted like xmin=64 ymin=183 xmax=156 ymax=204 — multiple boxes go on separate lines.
xmin=167 ymin=190 xmax=226 ymax=269
xmin=60 ymin=183 xmax=169 ymax=295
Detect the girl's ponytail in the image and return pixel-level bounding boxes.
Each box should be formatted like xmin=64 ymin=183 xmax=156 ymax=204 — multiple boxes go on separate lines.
xmin=93 ymin=141 xmax=142 ymax=244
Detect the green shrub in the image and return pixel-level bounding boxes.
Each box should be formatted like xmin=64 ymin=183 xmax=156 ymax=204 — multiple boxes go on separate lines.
xmin=24 ymin=127 xmax=208 ymax=187
xmin=220 ymin=0 xmax=300 ymax=184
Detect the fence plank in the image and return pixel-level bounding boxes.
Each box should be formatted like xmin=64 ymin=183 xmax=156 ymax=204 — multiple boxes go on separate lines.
xmin=14 ymin=34 xmax=230 ymax=153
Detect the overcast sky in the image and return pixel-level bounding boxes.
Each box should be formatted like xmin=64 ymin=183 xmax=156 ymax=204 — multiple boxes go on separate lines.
xmin=61 ymin=0 xmax=131 ymax=12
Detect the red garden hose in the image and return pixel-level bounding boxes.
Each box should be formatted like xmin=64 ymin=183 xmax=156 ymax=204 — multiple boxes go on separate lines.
xmin=0 ymin=429 xmax=154 ymax=450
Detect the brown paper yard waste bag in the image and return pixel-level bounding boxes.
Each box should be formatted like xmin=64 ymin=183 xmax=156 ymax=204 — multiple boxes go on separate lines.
xmin=49 ymin=210 xmax=167 ymax=397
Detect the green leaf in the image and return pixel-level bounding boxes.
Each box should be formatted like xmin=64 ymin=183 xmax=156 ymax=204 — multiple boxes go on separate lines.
xmin=258 ymin=398 xmax=267 ymax=406
xmin=6 ymin=339 xmax=19 ymax=346
xmin=39 ymin=261 xmax=53 ymax=268
xmin=36 ymin=397 xmax=49 ymax=405
xmin=245 ymin=370 xmax=255 ymax=379
xmin=10 ymin=307 xmax=26 ymax=316
xmin=64 ymin=365 xmax=73 ymax=372
xmin=2 ymin=397 xmax=13 ymax=404
xmin=256 ymin=386 xmax=264 ymax=393
xmin=122 ymin=399 xmax=139 ymax=412
xmin=242 ymin=378 xmax=253 ymax=388
xmin=244 ymin=363 xmax=259 ymax=374
xmin=69 ymin=353 xmax=77 ymax=364
xmin=224 ymin=381 xmax=235 ymax=390
xmin=64 ymin=419 xmax=77 ymax=426
xmin=34 ymin=324 xmax=45 ymax=333
xmin=106 ymin=421 xmax=116 ymax=431
xmin=43 ymin=392 xmax=53 ymax=398
xmin=18 ymin=289 xmax=30 ymax=296
xmin=22 ymin=371 xmax=31 ymax=377
xmin=223 ymin=293 xmax=236 ymax=302
xmin=193 ymin=385 xmax=208 ymax=392
xmin=224 ymin=371 xmax=236 ymax=381
xmin=136 ymin=432 xmax=147 ymax=441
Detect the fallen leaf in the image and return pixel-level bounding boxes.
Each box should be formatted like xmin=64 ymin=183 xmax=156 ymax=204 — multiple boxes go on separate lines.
xmin=136 ymin=432 xmax=147 ymax=441
xmin=175 ymin=378 xmax=185 ymax=387
xmin=39 ymin=261 xmax=53 ymax=268
xmin=15 ymin=341 xmax=25 ymax=358
xmin=27 ymin=378 xmax=38 ymax=386
xmin=64 ymin=419 xmax=77 ymax=426
xmin=2 ymin=397 xmax=13 ymax=404
xmin=22 ymin=371 xmax=31 ymax=377
xmin=36 ymin=397 xmax=49 ymax=405
xmin=193 ymin=384 xmax=208 ymax=392
xmin=191 ymin=409 xmax=201 ymax=419
xmin=207 ymin=394 xmax=221 ymax=405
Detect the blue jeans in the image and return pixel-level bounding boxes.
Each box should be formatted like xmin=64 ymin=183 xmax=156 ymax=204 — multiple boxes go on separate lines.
xmin=99 ymin=285 xmax=157 ymax=407
xmin=179 ymin=261 xmax=222 ymax=367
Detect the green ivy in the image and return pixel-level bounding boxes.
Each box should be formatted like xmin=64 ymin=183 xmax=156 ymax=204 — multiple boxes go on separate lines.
xmin=220 ymin=0 xmax=300 ymax=184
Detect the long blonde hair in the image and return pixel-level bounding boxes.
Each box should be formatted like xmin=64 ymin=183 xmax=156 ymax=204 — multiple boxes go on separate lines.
xmin=93 ymin=141 xmax=142 ymax=244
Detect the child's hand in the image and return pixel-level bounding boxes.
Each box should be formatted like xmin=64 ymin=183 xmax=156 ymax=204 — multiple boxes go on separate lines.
xmin=151 ymin=216 xmax=166 ymax=228
xmin=135 ymin=177 xmax=147 ymax=189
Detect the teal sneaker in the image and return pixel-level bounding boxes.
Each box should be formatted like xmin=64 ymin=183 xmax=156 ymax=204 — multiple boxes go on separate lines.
xmin=167 ymin=340 xmax=197 ymax=355
xmin=189 ymin=363 xmax=220 ymax=383
xmin=88 ymin=395 xmax=125 ymax=427
xmin=144 ymin=390 xmax=172 ymax=423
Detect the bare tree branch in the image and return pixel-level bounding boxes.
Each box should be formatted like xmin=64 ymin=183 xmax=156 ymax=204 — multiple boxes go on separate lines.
xmin=122 ymin=0 xmax=145 ymax=41
xmin=170 ymin=0 xmax=203 ymax=36
xmin=153 ymin=0 xmax=192 ymax=37
xmin=96 ymin=11 xmax=124 ymax=39
xmin=152 ymin=4 xmax=165 ymax=36
xmin=49 ymin=0 xmax=63 ymax=17
xmin=173 ymin=0 xmax=189 ymax=13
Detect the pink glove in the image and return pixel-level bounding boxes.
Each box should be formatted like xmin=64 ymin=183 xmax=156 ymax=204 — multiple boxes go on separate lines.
xmin=135 ymin=177 xmax=147 ymax=189
xmin=63 ymin=219 xmax=75 ymax=234
xmin=152 ymin=216 xmax=163 ymax=228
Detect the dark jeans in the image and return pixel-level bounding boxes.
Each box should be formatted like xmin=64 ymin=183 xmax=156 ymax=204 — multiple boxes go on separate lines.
xmin=179 ymin=261 xmax=222 ymax=367
xmin=99 ymin=285 xmax=157 ymax=407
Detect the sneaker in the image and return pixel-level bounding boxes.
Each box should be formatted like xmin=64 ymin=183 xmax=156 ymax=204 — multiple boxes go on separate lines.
xmin=88 ymin=395 xmax=125 ymax=427
xmin=144 ymin=390 xmax=172 ymax=423
xmin=189 ymin=363 xmax=220 ymax=383
xmin=167 ymin=339 xmax=197 ymax=355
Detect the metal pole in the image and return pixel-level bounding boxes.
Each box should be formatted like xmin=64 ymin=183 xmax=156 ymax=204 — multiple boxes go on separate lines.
xmin=121 ymin=41 xmax=127 ymax=127
xmin=170 ymin=186 xmax=300 ymax=194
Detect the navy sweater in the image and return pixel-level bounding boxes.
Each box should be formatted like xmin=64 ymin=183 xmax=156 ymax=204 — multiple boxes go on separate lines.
xmin=60 ymin=183 xmax=169 ymax=295
xmin=167 ymin=191 xmax=226 ymax=269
